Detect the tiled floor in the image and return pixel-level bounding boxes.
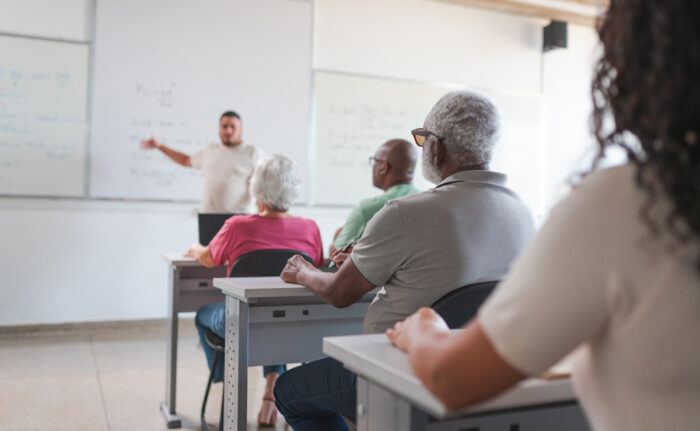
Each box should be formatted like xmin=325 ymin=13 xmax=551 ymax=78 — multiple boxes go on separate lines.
xmin=0 ymin=320 xmax=289 ymax=431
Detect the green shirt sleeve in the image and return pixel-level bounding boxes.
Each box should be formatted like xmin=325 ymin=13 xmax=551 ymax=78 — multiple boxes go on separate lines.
xmin=333 ymin=205 xmax=366 ymax=249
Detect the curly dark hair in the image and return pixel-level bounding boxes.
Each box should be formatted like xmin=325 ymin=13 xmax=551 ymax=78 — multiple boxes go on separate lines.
xmin=591 ymin=0 xmax=700 ymax=261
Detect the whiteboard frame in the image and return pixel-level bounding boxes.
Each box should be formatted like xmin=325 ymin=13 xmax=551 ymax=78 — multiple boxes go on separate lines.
xmin=308 ymin=68 xmax=545 ymax=211
xmin=86 ymin=0 xmax=316 ymax=204
xmin=0 ymin=29 xmax=92 ymax=199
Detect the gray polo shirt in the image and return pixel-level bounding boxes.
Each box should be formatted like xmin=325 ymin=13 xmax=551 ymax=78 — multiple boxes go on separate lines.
xmin=351 ymin=170 xmax=535 ymax=334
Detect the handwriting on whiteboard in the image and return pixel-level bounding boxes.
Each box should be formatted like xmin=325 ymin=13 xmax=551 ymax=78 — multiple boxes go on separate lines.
xmin=124 ymin=82 xmax=206 ymax=188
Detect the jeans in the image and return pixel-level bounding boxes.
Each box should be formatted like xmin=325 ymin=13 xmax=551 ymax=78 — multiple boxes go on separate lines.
xmin=274 ymin=357 xmax=357 ymax=431
xmin=194 ymin=302 xmax=286 ymax=383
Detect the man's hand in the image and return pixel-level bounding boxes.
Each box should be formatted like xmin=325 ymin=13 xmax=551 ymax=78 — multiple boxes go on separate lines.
xmin=329 ymin=244 xmax=354 ymax=267
xmin=280 ymin=254 xmax=315 ymax=283
xmin=140 ymin=137 xmax=161 ymax=150
xmin=386 ymin=307 xmax=449 ymax=353
xmin=328 ymin=226 xmax=344 ymax=256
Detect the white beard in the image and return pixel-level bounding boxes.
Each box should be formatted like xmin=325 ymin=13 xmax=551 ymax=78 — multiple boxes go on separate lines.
xmin=421 ymin=144 xmax=442 ymax=184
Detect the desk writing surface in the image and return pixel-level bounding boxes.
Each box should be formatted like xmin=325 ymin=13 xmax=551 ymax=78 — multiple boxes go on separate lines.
xmin=323 ymin=333 xmax=576 ymax=420
xmin=214 ymin=277 xmax=381 ymax=302
xmin=162 ymin=252 xmax=228 ymax=269
xmin=162 ymin=253 xmax=200 ymax=266
xmin=214 ymin=276 xmax=321 ymax=301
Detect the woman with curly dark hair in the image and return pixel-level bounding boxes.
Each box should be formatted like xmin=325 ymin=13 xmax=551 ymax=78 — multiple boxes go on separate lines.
xmin=386 ymin=1 xmax=700 ymax=429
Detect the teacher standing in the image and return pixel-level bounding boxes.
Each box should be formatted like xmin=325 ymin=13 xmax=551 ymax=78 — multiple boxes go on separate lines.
xmin=140 ymin=110 xmax=260 ymax=213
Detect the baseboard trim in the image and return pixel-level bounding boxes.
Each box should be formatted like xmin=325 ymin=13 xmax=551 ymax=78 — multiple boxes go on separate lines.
xmin=0 ymin=317 xmax=195 ymax=338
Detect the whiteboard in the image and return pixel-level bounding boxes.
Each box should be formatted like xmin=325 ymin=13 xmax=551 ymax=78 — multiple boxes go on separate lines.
xmin=0 ymin=34 xmax=88 ymax=196
xmin=0 ymin=0 xmax=91 ymax=42
xmin=312 ymin=71 xmax=542 ymax=213
xmin=89 ymin=0 xmax=312 ymax=202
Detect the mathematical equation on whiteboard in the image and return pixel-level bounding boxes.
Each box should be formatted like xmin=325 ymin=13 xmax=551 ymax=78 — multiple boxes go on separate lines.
xmin=0 ymin=62 xmax=86 ymax=192
xmin=124 ymin=82 xmax=206 ymax=188
xmin=318 ymin=104 xmax=419 ymax=169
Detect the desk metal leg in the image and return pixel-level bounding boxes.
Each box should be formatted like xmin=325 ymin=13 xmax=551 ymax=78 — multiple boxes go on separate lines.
xmin=224 ymin=296 xmax=249 ymax=431
xmin=356 ymin=377 xmax=427 ymax=431
xmin=161 ymin=265 xmax=182 ymax=429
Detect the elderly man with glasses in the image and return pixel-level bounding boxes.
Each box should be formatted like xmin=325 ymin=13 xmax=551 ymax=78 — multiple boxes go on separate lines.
xmin=276 ymin=90 xmax=535 ymax=431
xmin=329 ymin=139 xmax=420 ymax=258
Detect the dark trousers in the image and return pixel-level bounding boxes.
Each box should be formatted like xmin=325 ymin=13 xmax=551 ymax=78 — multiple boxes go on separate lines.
xmin=274 ymin=357 xmax=357 ymax=431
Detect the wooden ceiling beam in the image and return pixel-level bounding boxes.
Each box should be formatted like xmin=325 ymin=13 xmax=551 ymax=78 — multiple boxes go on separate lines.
xmin=437 ymin=0 xmax=608 ymax=27
xmin=568 ymin=0 xmax=609 ymax=6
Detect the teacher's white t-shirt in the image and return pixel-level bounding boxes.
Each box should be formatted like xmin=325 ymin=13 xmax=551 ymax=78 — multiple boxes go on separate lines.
xmin=480 ymin=165 xmax=700 ymax=431
xmin=190 ymin=143 xmax=260 ymax=213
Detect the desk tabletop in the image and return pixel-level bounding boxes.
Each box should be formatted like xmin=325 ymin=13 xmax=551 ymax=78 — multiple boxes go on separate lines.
xmin=214 ymin=277 xmax=380 ymax=302
xmin=162 ymin=253 xmax=201 ymax=266
xmin=323 ymin=333 xmax=576 ymax=420
xmin=213 ymin=276 xmax=318 ymax=300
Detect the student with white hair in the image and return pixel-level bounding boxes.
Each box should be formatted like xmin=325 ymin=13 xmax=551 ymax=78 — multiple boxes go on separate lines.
xmin=275 ymin=91 xmax=535 ymax=431
xmin=186 ymin=154 xmax=323 ymax=426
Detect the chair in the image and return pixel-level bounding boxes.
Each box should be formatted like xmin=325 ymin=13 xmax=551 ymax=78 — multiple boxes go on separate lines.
xmin=431 ymin=281 xmax=500 ymax=329
xmin=200 ymin=248 xmax=314 ymax=431
xmin=228 ymin=248 xmax=314 ymax=277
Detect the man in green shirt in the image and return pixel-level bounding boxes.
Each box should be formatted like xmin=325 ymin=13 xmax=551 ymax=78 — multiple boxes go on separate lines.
xmin=331 ymin=139 xmax=420 ymax=254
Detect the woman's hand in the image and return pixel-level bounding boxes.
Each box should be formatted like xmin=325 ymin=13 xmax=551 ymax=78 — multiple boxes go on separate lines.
xmin=386 ymin=307 xmax=449 ymax=353
xmin=184 ymin=243 xmax=214 ymax=267
xmin=280 ymin=254 xmax=315 ymax=283
xmin=184 ymin=242 xmax=205 ymax=258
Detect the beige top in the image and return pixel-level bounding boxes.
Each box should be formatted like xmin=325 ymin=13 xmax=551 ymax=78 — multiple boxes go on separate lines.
xmin=480 ymin=165 xmax=700 ymax=431
xmin=190 ymin=143 xmax=260 ymax=213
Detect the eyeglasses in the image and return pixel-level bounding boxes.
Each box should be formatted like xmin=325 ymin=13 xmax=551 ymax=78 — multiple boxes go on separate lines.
xmin=411 ymin=128 xmax=445 ymax=147
xmin=368 ymin=156 xmax=389 ymax=166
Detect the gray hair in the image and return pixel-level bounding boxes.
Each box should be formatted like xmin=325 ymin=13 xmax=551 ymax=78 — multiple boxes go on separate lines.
xmin=424 ymin=90 xmax=501 ymax=166
xmin=249 ymin=154 xmax=300 ymax=211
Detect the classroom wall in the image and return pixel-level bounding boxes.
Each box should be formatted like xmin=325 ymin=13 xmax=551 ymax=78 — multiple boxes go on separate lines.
xmin=0 ymin=199 xmax=346 ymax=325
xmin=542 ymin=23 xmax=600 ymax=207
xmin=0 ymin=0 xmax=600 ymax=326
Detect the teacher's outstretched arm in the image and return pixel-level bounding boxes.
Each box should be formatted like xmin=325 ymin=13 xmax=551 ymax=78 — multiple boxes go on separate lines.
xmin=141 ymin=137 xmax=192 ymax=167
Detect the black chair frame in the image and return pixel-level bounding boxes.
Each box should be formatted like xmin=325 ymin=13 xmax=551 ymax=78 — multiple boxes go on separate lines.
xmin=431 ymin=280 xmax=500 ymax=329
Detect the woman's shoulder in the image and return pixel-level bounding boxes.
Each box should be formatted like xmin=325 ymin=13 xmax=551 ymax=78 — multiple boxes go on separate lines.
xmin=288 ymin=216 xmax=319 ymax=229
xmin=572 ymin=164 xmax=641 ymax=207
xmin=224 ymin=214 xmax=259 ymax=227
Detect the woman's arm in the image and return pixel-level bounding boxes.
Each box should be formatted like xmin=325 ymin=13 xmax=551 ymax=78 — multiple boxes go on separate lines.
xmin=184 ymin=243 xmax=215 ymax=267
xmin=387 ymin=308 xmax=526 ymax=410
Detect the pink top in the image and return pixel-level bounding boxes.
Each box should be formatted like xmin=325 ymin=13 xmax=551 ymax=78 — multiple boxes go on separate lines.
xmin=209 ymin=214 xmax=324 ymax=275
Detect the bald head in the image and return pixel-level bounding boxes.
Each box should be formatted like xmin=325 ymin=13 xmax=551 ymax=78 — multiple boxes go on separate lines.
xmin=372 ymin=139 xmax=417 ymax=190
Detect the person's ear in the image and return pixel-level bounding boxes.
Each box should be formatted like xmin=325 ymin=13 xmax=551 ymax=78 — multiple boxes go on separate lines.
xmin=433 ymin=139 xmax=446 ymax=167
xmin=379 ymin=161 xmax=390 ymax=176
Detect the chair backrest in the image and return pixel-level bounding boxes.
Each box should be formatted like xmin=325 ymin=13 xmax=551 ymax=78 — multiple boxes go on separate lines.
xmin=431 ymin=281 xmax=500 ymax=329
xmin=228 ymin=249 xmax=314 ymax=277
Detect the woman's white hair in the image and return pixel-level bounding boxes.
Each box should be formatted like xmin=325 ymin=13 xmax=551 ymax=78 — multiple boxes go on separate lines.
xmin=424 ymin=90 xmax=501 ymax=166
xmin=249 ymin=154 xmax=300 ymax=212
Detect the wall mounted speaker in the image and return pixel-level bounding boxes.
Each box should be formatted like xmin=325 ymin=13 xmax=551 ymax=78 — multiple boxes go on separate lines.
xmin=543 ymin=20 xmax=568 ymax=52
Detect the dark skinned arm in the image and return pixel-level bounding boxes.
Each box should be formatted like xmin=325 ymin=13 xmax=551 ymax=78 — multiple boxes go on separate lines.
xmin=281 ymin=254 xmax=375 ymax=308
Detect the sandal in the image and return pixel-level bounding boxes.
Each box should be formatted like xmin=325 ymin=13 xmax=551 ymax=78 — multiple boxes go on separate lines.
xmin=257 ymin=396 xmax=278 ymax=427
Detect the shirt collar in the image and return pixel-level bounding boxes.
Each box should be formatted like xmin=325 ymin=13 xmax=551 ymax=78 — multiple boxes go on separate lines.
xmin=435 ymin=170 xmax=507 ymax=189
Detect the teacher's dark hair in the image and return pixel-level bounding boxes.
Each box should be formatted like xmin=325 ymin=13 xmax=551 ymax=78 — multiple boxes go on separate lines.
xmin=591 ymin=0 xmax=700 ymax=266
xmin=220 ymin=110 xmax=241 ymax=122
